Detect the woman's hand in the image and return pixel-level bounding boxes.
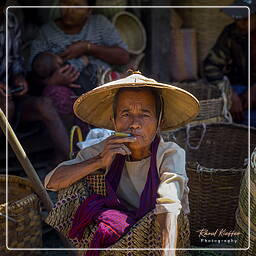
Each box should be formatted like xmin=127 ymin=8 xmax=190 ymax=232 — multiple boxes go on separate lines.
xmin=60 ymin=41 xmax=90 ymax=61
xmin=12 ymin=74 xmax=28 ymax=96
xmin=98 ymin=135 xmax=136 ymax=169
xmin=46 ymin=65 xmax=80 ymax=87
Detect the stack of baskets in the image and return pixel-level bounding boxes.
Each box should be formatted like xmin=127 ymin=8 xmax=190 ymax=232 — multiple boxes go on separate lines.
xmin=173 ymin=79 xmax=232 ymax=124
xmin=0 ymin=175 xmax=42 ymax=255
xmin=161 ymin=123 xmax=256 ymax=246
xmin=235 ymin=148 xmax=256 ymax=255
xmin=171 ymin=0 xmax=233 ymax=73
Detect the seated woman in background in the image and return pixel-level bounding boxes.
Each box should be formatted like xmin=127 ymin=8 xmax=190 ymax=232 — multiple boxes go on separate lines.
xmin=44 ymin=72 xmax=199 ymax=255
xmin=29 ymin=0 xmax=129 ymax=134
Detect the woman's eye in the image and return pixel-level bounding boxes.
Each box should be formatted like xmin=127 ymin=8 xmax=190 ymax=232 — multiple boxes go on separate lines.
xmin=121 ymin=113 xmax=129 ymax=117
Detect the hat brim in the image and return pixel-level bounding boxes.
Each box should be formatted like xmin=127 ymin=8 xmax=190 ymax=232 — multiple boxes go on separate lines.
xmin=74 ymin=78 xmax=200 ymax=131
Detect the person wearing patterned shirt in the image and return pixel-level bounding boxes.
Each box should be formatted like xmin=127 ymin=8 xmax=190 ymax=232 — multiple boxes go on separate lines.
xmin=203 ymin=0 xmax=256 ymax=126
xmin=0 ymin=2 xmax=70 ymax=165
xmin=29 ymin=0 xmax=129 ymax=133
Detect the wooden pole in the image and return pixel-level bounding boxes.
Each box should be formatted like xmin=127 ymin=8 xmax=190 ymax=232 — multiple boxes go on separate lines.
xmin=0 ymin=108 xmax=53 ymax=211
xmin=0 ymin=108 xmax=78 ymax=255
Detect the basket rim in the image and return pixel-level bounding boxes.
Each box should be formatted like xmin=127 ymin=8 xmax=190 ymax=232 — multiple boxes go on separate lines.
xmin=0 ymin=175 xmax=38 ymax=212
xmin=112 ymin=11 xmax=147 ymax=54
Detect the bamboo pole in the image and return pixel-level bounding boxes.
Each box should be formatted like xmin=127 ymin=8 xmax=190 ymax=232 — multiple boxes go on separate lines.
xmin=0 ymin=108 xmax=53 ymax=211
xmin=0 ymin=108 xmax=78 ymax=255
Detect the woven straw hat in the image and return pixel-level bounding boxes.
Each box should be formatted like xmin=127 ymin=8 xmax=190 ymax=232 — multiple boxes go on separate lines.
xmin=112 ymin=11 xmax=146 ymax=55
xmin=74 ymin=73 xmax=200 ymax=131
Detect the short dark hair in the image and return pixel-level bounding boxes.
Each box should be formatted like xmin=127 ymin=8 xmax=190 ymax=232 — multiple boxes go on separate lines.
xmin=112 ymin=87 xmax=163 ymax=120
xmin=32 ymin=52 xmax=59 ymax=79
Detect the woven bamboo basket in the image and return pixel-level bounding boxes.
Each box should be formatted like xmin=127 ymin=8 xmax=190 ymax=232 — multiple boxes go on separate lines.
xmin=46 ymin=174 xmax=190 ymax=256
xmin=0 ymin=175 xmax=42 ymax=255
xmin=95 ymin=0 xmax=127 ymax=19
xmin=112 ymin=11 xmax=147 ymax=55
xmin=161 ymin=123 xmax=256 ymax=246
xmin=85 ymin=175 xmax=190 ymax=256
xmin=172 ymin=0 xmax=233 ymax=74
xmin=234 ymin=148 xmax=256 ymax=255
xmin=173 ymin=80 xmax=231 ymax=124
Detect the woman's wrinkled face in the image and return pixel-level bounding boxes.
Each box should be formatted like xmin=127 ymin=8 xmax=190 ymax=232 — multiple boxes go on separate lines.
xmin=114 ymin=90 xmax=158 ymax=152
xmin=59 ymin=0 xmax=91 ymax=27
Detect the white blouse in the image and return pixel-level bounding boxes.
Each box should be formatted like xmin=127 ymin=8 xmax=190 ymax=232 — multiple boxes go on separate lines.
xmin=44 ymin=136 xmax=190 ymax=216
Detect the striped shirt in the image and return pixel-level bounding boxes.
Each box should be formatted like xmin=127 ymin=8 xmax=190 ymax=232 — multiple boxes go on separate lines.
xmin=203 ymin=23 xmax=249 ymax=86
xmin=0 ymin=12 xmax=24 ymax=83
xmin=29 ymin=14 xmax=128 ymax=72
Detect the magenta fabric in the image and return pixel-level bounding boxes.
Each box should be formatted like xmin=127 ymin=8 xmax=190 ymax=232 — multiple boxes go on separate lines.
xmin=68 ymin=136 xmax=160 ymax=255
xmin=42 ymin=85 xmax=76 ymax=114
xmin=42 ymin=85 xmax=91 ymax=136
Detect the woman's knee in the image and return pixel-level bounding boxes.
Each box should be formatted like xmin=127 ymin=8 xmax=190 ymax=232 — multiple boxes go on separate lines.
xmin=43 ymin=85 xmax=75 ymax=114
xmin=35 ymin=97 xmax=57 ymax=118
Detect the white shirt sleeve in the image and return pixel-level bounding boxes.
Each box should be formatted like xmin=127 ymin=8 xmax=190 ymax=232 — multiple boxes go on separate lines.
xmin=155 ymin=139 xmax=189 ymax=215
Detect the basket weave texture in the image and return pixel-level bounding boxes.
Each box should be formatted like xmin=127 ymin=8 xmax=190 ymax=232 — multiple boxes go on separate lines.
xmin=173 ymin=80 xmax=230 ymax=124
xmin=172 ymin=0 xmax=233 ymax=74
xmin=161 ymin=123 xmax=256 ymax=246
xmin=235 ymin=148 xmax=256 ymax=255
xmin=46 ymin=174 xmax=190 ymax=255
xmin=0 ymin=175 xmax=42 ymax=255
xmin=112 ymin=11 xmax=146 ymax=55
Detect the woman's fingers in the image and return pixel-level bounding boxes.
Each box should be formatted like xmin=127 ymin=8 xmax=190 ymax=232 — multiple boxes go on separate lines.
xmin=107 ymin=144 xmax=131 ymax=155
xmin=106 ymin=135 xmax=137 ymax=144
xmin=69 ymin=83 xmax=81 ymax=88
xmin=107 ymin=146 xmax=131 ymax=156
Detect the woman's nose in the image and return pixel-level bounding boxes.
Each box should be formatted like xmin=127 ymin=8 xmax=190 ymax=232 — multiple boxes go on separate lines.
xmin=129 ymin=116 xmax=141 ymax=130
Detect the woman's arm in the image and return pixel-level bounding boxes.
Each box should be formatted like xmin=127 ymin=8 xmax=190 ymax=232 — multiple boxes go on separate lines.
xmin=47 ymin=155 xmax=102 ymax=190
xmin=47 ymin=135 xmax=136 ymax=191
xmin=60 ymin=41 xmax=130 ymax=65
xmin=157 ymin=213 xmax=178 ymax=256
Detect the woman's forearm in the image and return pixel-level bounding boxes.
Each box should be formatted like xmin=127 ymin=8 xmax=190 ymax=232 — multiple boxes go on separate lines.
xmin=157 ymin=212 xmax=178 ymax=256
xmin=47 ymin=155 xmax=103 ymax=191
xmin=86 ymin=43 xmax=130 ymax=65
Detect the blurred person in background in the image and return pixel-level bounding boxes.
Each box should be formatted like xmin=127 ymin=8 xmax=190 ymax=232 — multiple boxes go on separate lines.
xmin=0 ymin=1 xmax=69 ymax=166
xmin=204 ymin=0 xmax=256 ymax=126
xmin=29 ymin=0 xmax=129 ymax=135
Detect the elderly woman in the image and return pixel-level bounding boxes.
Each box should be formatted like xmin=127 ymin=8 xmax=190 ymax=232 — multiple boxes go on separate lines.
xmin=44 ymin=73 xmax=199 ymax=255
xmin=29 ymin=0 xmax=129 ymax=132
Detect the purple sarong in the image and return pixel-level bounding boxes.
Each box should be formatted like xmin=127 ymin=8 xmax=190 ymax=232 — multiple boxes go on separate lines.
xmin=68 ymin=136 xmax=160 ymax=255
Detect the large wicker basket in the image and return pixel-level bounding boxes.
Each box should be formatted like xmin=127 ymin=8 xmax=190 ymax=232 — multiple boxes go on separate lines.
xmin=0 ymin=175 xmax=42 ymax=255
xmin=161 ymin=123 xmax=256 ymax=246
xmin=235 ymin=148 xmax=256 ymax=256
xmin=173 ymin=80 xmax=231 ymax=124
xmin=46 ymin=174 xmax=190 ymax=256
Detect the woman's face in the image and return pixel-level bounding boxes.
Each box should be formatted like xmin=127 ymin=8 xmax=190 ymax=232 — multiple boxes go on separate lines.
xmin=59 ymin=0 xmax=91 ymax=27
xmin=114 ymin=90 xmax=158 ymax=153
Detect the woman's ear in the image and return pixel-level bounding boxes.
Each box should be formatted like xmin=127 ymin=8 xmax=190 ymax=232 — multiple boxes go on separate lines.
xmin=160 ymin=119 xmax=165 ymax=129
xmin=111 ymin=116 xmax=117 ymax=130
